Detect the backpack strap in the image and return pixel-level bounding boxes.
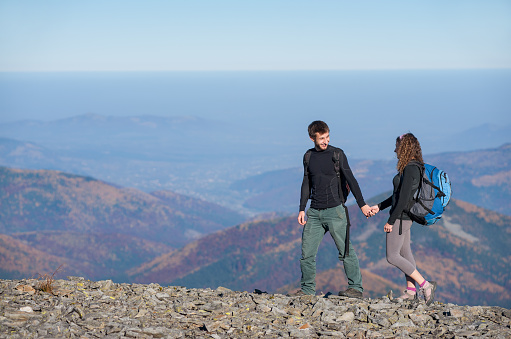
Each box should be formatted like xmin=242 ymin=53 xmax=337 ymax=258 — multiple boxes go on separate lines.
xmin=417 ymin=199 xmax=435 ymax=215
xmin=342 ymin=204 xmax=351 ymax=258
xmin=332 ymin=148 xmax=351 ymax=258
xmin=332 ymin=149 xmax=342 ymax=203
xmin=422 ymin=165 xmax=446 ymax=198
xmin=332 ymin=148 xmax=351 ymax=203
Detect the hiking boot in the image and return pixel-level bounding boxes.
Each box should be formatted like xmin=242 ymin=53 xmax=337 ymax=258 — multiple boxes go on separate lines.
xmin=396 ymin=289 xmax=417 ymax=301
xmin=420 ymin=281 xmax=437 ymax=306
xmin=287 ymin=290 xmax=310 ymax=297
xmin=338 ymin=288 xmax=363 ymax=299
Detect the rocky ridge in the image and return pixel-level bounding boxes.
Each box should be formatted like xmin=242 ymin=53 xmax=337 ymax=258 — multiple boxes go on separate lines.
xmin=1 ymin=277 xmax=510 ymax=338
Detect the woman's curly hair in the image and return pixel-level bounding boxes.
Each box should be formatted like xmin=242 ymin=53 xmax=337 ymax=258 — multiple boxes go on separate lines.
xmin=396 ymin=133 xmax=424 ymax=173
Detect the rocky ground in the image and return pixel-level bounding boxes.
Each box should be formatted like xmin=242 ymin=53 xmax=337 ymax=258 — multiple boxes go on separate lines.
xmin=0 ymin=277 xmax=510 ymax=338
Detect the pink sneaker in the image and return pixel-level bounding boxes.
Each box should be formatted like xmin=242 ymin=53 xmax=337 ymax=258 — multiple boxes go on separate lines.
xmin=396 ymin=289 xmax=417 ymax=301
xmin=420 ymin=281 xmax=437 ymax=306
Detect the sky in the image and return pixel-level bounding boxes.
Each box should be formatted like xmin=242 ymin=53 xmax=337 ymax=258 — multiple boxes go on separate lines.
xmin=1 ymin=0 xmax=511 ymax=72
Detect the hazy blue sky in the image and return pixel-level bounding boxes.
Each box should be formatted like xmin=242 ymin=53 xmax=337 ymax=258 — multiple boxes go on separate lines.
xmin=1 ymin=0 xmax=510 ymax=72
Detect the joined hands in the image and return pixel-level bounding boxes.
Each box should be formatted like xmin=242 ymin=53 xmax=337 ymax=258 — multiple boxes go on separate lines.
xmin=361 ymin=204 xmax=380 ymax=218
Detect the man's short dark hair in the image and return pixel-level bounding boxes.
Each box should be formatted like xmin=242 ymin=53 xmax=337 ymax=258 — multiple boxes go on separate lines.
xmin=308 ymin=120 xmax=330 ymax=139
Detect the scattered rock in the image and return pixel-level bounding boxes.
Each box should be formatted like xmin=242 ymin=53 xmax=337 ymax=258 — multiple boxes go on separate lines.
xmin=338 ymin=311 xmax=355 ymax=322
xmin=18 ymin=307 xmax=33 ymax=313
xmin=390 ymin=317 xmax=416 ymax=328
xmin=449 ymin=308 xmax=465 ymax=318
xmin=298 ymin=322 xmax=311 ymax=330
xmin=0 ymin=277 xmax=509 ymax=338
xmin=15 ymin=285 xmax=35 ymax=294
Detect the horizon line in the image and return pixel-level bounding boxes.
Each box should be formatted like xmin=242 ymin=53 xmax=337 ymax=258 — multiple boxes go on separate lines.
xmin=1 ymin=66 xmax=511 ymax=74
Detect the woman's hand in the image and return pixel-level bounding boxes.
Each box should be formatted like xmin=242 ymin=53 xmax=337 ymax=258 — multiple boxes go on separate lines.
xmin=384 ymin=223 xmax=393 ymax=233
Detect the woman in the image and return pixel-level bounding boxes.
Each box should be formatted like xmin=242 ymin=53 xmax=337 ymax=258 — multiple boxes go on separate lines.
xmin=371 ymin=133 xmax=437 ymax=305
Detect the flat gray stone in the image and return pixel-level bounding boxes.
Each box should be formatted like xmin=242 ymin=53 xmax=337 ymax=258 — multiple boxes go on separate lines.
xmin=338 ymin=311 xmax=355 ymax=322
xmin=391 ymin=318 xmax=416 ymax=328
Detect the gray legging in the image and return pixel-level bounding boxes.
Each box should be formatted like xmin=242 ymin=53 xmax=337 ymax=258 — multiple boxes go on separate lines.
xmin=386 ymin=219 xmax=416 ymax=276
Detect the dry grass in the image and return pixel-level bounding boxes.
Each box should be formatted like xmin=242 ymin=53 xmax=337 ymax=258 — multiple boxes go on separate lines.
xmin=36 ymin=264 xmax=64 ymax=294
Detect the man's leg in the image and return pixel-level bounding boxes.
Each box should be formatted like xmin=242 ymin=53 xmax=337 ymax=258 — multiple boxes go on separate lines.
xmin=300 ymin=208 xmax=326 ymax=295
xmin=327 ymin=205 xmax=363 ymax=293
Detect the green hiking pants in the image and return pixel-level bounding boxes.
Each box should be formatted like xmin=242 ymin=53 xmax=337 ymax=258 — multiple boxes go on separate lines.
xmin=300 ymin=205 xmax=363 ymax=295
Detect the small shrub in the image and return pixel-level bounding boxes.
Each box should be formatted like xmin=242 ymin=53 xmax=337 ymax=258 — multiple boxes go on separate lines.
xmin=36 ymin=264 xmax=64 ymax=294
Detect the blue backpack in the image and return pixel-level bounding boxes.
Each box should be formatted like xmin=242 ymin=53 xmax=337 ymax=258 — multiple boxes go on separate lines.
xmin=406 ymin=162 xmax=452 ymax=226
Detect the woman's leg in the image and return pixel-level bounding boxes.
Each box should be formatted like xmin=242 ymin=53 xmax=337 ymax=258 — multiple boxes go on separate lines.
xmin=402 ymin=227 xmax=417 ymax=296
xmin=386 ymin=220 xmax=418 ymax=299
xmin=386 ymin=220 xmax=416 ymax=276
xmin=386 ymin=219 xmax=436 ymax=304
xmin=398 ymin=223 xmax=437 ymax=305
xmin=406 ymin=275 xmax=416 ymax=289
xmin=401 ymin=226 xmax=416 ymax=288
xmin=409 ymin=269 xmax=426 ymax=286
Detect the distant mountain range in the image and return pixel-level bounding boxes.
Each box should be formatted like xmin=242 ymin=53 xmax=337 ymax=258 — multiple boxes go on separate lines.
xmin=0 ymin=115 xmax=303 ymax=217
xmin=0 ymin=166 xmax=245 ymax=281
xmin=0 ymin=114 xmax=510 ymax=216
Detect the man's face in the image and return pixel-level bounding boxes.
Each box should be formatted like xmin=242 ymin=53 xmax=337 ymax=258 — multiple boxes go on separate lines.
xmin=311 ymin=132 xmax=330 ymax=151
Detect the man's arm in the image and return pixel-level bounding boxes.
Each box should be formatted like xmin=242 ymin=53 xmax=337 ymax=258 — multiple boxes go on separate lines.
xmin=298 ymin=154 xmax=310 ymax=225
xmin=299 ymin=173 xmax=310 ymax=212
xmin=338 ymin=150 xmax=373 ymax=217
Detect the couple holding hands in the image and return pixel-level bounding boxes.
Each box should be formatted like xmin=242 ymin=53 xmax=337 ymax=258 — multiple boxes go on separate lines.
xmin=294 ymin=120 xmax=436 ymax=306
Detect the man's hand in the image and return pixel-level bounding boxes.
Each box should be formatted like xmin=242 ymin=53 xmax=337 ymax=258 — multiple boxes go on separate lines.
xmin=298 ymin=211 xmax=306 ymax=225
xmin=384 ymin=223 xmax=393 ymax=233
xmin=370 ymin=205 xmax=380 ymax=215
xmin=361 ymin=204 xmax=374 ymax=218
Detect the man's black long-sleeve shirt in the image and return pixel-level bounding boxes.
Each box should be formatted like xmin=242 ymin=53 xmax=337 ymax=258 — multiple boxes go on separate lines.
xmin=299 ymin=145 xmax=366 ymax=211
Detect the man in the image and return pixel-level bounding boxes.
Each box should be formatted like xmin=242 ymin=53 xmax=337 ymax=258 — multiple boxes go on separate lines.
xmin=293 ymin=120 xmax=373 ymax=298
